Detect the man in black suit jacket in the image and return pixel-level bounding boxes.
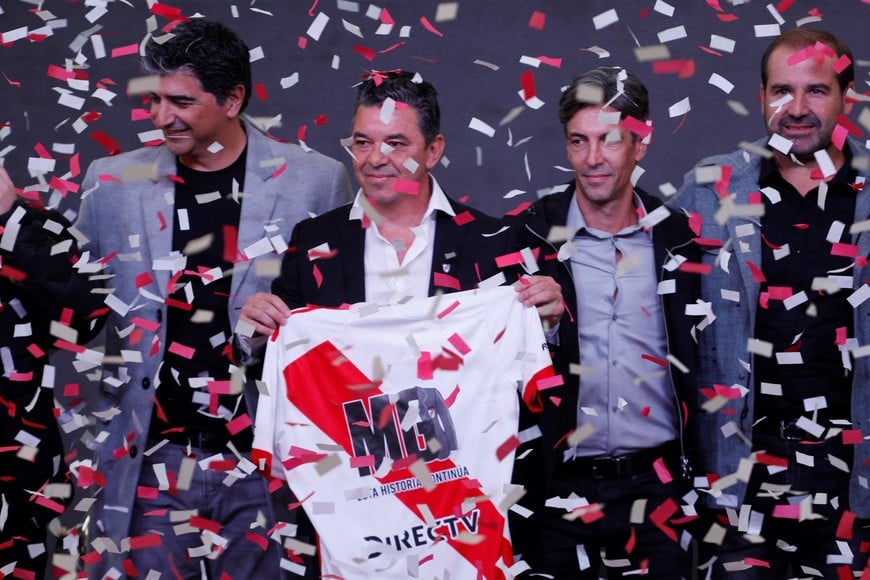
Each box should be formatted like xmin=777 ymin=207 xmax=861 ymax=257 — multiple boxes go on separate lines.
xmin=240 ymin=70 xmax=561 ymax=332
xmin=238 ymin=70 xmax=562 ymax=576
xmin=0 ymin=167 xmax=105 ymax=574
xmin=510 ymin=67 xmax=702 ymax=579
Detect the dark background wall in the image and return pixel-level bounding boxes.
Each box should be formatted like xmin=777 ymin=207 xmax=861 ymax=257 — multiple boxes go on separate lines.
xmin=2 ymin=0 xmax=867 ymax=220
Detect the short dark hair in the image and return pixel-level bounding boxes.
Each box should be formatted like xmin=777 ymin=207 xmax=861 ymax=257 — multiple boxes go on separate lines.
xmin=143 ymin=19 xmax=253 ymax=112
xmin=760 ymin=28 xmax=853 ymax=92
xmin=558 ymin=67 xmax=649 ymax=135
xmin=355 ymin=70 xmax=441 ymax=145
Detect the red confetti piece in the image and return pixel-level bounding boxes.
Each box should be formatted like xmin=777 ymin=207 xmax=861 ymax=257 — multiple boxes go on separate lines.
xmin=443 ymin=385 xmax=460 ymax=408
xmin=91 ymin=130 xmax=121 ymax=155
xmin=352 ymin=45 xmax=377 ymax=61
xmin=641 ymin=353 xmax=668 ymax=367
xmin=447 ymin=332 xmax=471 ymax=355
xmin=537 ymin=56 xmax=562 ymax=68
xmin=528 ymin=11 xmax=546 ymax=30
xmin=350 ymin=455 xmax=375 ymax=469
xmin=452 ymin=210 xmax=474 ymax=226
xmin=831 ymin=243 xmax=859 ymax=258
xmin=746 ymin=260 xmax=766 ymax=283
xmin=417 ymin=351 xmax=434 ymax=380
xmin=314 ymin=114 xmax=327 ymax=126
xmin=836 ymin=115 xmax=864 ymax=137
xmin=129 ymin=533 xmax=162 ymax=550
xmin=245 ymin=531 xmax=269 ymax=551
xmin=504 ymin=201 xmax=531 ymax=217
xmin=756 ymin=452 xmax=788 ymax=467
xmin=150 ymin=2 xmax=185 ymax=19
xmin=652 ymin=59 xmax=695 ymax=79
xmin=312 ymin=262 xmax=323 ymax=289
xmin=716 ymin=13 xmax=739 ymax=22
xmin=111 ymin=44 xmax=139 ymax=58
xmin=223 ymin=225 xmax=239 ymax=263
xmin=167 ymin=341 xmax=195 ymax=359
xmin=536 ymin=374 xmax=564 ymax=391
xmin=436 ymin=300 xmax=461 ymax=319
xmin=771 ymin=505 xmax=801 ymax=520
xmin=433 ymin=272 xmax=461 ymax=290
xmin=271 ymin=162 xmax=287 ymax=180
xmin=254 ymin=82 xmax=268 ymax=101
xmin=833 ymin=54 xmax=852 ymax=74
xmin=393 ymin=179 xmax=420 ymax=195
xmin=520 ymin=70 xmax=536 ymax=101
xmin=620 ymin=115 xmax=653 ymax=139
xmin=678 ymin=262 xmax=712 ymax=275
xmin=775 ymin=0 xmax=795 ymax=11
xmin=836 ymin=510 xmax=856 ymax=540
xmin=226 ymin=413 xmax=252 ymax=435
xmin=495 ymin=435 xmax=520 ymax=461
xmin=419 ymin=17 xmax=444 ymax=37
xmin=649 ymin=497 xmax=678 ymax=541
xmin=190 ymin=515 xmax=222 ymax=534
xmin=842 ymin=429 xmax=863 ymax=444
xmin=653 ymin=457 xmax=672 ymax=483
xmin=2 ymin=73 xmax=21 ymax=88
xmin=495 ymin=251 xmax=524 ymax=268
xmin=137 ymin=486 xmax=159 ymax=500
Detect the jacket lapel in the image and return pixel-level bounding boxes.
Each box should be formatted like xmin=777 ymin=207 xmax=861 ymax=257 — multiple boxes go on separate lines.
xmin=140 ymin=147 xmax=178 ymax=298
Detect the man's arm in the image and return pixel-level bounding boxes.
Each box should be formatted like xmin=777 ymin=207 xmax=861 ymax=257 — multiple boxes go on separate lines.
xmin=0 ymin=167 xmax=106 ymax=343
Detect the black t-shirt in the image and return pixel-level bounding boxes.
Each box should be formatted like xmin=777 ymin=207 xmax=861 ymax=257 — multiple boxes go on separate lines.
xmin=754 ymin=146 xmax=858 ymax=427
xmin=148 ymin=148 xmax=252 ymax=450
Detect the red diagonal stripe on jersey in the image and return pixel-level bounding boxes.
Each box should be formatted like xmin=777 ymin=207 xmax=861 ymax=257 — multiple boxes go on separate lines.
xmin=286 ymin=340 xmax=510 ymax=578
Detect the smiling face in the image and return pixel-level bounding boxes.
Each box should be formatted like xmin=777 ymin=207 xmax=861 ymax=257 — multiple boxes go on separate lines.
xmin=149 ymin=70 xmax=244 ymax=170
xmin=566 ymin=106 xmax=647 ymax=211
xmin=350 ymin=104 xmax=444 ymax=210
xmin=761 ymin=44 xmax=852 ymax=161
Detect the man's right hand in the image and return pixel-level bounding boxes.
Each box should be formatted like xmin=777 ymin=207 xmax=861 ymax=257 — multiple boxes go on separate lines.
xmin=0 ymin=167 xmax=17 ymax=215
xmin=240 ymin=292 xmax=292 ymax=336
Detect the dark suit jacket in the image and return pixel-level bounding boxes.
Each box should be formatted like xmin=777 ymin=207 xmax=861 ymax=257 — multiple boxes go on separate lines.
xmin=510 ymin=184 xmax=702 ymax=529
xmin=273 ymin=197 xmax=516 ymax=307
xmin=0 ymin=202 xmax=105 ymax=527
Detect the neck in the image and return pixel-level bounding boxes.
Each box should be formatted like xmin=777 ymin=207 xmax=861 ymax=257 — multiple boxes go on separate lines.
xmin=576 ymin=193 xmax=638 ymax=234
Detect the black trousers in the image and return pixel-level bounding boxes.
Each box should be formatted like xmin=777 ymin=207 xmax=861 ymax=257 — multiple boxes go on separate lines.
xmin=523 ymin=454 xmax=694 ymax=579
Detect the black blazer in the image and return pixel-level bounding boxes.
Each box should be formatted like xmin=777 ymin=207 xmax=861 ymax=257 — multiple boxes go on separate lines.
xmin=511 ymin=184 xmax=702 ymax=503
xmin=0 ymin=202 xmax=105 ymax=524
xmin=273 ymin=197 xmax=516 ymax=308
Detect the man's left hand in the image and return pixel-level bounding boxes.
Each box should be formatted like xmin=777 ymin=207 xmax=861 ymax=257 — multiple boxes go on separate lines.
xmin=514 ymin=275 xmax=564 ymax=328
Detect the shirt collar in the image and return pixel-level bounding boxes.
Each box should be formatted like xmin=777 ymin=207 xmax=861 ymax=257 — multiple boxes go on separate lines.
xmin=348 ymin=174 xmax=455 ymax=223
xmin=760 ymin=141 xmax=856 ymax=189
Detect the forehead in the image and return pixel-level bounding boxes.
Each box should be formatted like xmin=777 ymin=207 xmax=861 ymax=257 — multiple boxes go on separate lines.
xmin=154 ymin=70 xmax=204 ymax=93
xmin=352 ymin=103 xmax=422 ymax=133
xmin=765 ymin=44 xmax=839 ymax=85
xmin=567 ymin=106 xmax=624 ymax=132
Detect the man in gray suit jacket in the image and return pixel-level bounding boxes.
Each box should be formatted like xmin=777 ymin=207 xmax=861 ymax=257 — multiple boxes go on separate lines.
xmin=74 ymin=19 xmax=351 ymax=577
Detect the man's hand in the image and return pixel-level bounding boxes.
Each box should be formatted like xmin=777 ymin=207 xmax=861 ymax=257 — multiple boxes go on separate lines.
xmin=0 ymin=167 xmax=17 ymax=215
xmin=514 ymin=275 xmax=565 ymax=328
xmin=240 ymin=292 xmax=292 ymax=336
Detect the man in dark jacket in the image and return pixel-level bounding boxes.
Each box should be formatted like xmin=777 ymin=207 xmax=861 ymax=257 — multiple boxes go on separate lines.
xmin=0 ymin=166 xmax=105 ymax=575
xmin=511 ymin=67 xmax=702 ymax=579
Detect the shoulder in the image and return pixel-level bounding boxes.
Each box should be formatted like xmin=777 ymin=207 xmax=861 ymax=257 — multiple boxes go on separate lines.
xmin=295 ymin=202 xmax=353 ymax=232
xmin=87 ymin=146 xmax=161 ymax=172
xmin=245 ymin=122 xmax=346 ymax=175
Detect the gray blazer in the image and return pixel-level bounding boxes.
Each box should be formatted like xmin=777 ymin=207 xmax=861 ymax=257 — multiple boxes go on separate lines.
xmin=74 ymin=119 xmax=352 ymax=574
xmin=672 ymin=136 xmax=870 ymax=516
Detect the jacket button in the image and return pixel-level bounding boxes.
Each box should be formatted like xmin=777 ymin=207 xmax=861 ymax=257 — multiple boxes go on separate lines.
xmin=130 ymin=445 xmax=138 ymax=458
xmin=142 ymin=377 xmax=151 ymax=389
xmin=156 ymin=309 xmax=163 ymax=323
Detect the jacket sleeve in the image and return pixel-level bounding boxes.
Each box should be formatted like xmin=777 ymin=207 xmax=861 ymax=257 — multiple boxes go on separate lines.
xmin=0 ymin=201 xmax=106 ymax=345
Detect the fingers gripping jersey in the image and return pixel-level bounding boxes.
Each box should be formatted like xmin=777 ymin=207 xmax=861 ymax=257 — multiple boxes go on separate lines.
xmin=252 ymin=286 xmax=554 ymax=579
